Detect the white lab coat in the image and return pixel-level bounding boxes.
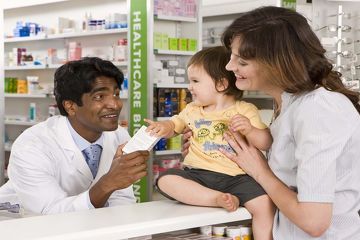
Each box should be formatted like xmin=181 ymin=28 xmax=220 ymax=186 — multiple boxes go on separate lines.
xmin=0 ymin=116 xmax=136 ymax=214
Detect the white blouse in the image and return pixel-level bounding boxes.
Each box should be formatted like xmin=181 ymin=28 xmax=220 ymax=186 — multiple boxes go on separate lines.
xmin=269 ymin=87 xmax=360 ymax=240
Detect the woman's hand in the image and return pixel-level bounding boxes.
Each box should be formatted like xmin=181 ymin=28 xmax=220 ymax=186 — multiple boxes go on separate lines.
xmin=219 ymin=129 xmax=272 ymax=182
xmin=181 ymin=126 xmax=192 ymax=157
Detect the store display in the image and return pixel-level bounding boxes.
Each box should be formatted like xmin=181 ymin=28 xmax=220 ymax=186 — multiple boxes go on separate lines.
xmin=316 ymin=3 xmax=360 ymax=91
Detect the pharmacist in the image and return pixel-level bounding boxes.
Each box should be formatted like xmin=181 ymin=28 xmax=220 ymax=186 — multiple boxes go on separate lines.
xmin=0 ymin=57 xmax=149 ymax=214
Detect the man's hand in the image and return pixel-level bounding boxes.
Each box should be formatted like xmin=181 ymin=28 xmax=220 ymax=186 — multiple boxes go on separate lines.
xmin=89 ymin=144 xmax=149 ymax=207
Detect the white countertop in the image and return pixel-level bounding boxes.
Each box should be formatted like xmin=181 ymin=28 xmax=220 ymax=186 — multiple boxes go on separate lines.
xmin=0 ymin=200 xmax=251 ymax=240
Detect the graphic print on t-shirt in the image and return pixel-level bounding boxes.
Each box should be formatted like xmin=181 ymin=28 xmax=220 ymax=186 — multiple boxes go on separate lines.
xmin=193 ymin=118 xmax=235 ymax=160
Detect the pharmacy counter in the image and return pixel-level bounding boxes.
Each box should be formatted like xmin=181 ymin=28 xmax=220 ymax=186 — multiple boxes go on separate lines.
xmin=0 ymin=200 xmax=251 ymax=240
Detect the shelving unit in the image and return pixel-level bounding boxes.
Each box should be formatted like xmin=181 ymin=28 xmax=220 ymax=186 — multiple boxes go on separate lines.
xmin=1 ymin=0 xmax=130 ymax=185
xmin=147 ymin=0 xmax=202 ymax=201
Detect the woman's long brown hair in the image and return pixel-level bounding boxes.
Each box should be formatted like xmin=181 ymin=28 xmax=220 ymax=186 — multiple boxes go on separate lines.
xmin=222 ymin=6 xmax=360 ymax=114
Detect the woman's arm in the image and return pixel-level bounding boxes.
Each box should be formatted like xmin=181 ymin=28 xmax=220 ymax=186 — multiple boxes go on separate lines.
xmin=220 ymin=130 xmax=332 ymax=237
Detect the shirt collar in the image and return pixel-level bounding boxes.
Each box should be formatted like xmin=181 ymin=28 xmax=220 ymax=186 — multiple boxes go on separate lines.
xmin=66 ymin=118 xmax=104 ymax=152
xmin=280 ymin=91 xmax=298 ymax=113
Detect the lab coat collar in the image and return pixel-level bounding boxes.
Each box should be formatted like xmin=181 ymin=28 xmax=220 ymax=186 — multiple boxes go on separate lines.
xmin=52 ymin=116 xmax=94 ymax=181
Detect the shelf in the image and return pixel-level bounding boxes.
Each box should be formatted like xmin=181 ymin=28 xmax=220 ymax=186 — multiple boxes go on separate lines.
xmin=4 ymin=144 xmax=12 ymax=152
xmin=5 ymin=61 xmax=128 ymax=71
xmin=112 ymin=61 xmax=128 ymax=67
xmin=202 ymin=43 xmax=222 ymax=48
xmin=154 ymin=15 xmax=197 ymax=22
xmin=243 ymin=94 xmax=272 ymax=99
xmin=5 ymin=93 xmax=48 ymax=98
xmin=4 ymin=65 xmax=46 ymax=70
xmin=0 ymin=200 xmax=251 ymax=240
xmin=47 ymin=28 xmax=128 ymax=39
xmin=154 ymin=49 xmax=196 ymax=56
xmin=4 ymin=28 xmax=128 ymax=43
xmin=155 ymin=83 xmax=188 ymax=88
xmin=155 ymin=117 xmax=172 ymax=121
xmin=4 ymin=35 xmax=47 ymax=43
xmin=155 ymin=149 xmax=181 ymax=155
xmin=5 ymin=120 xmax=40 ymax=126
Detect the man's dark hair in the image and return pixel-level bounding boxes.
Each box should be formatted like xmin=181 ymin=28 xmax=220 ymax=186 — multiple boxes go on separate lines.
xmin=54 ymin=57 xmax=124 ymax=116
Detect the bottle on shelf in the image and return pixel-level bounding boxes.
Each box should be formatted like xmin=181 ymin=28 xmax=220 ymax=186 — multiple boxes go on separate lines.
xmin=164 ymin=90 xmax=172 ymax=117
xmin=26 ymin=76 xmax=39 ymax=94
xmin=179 ymin=88 xmax=187 ymax=111
xmin=113 ymin=38 xmax=128 ymax=62
xmin=170 ymin=89 xmax=179 ymax=115
xmin=67 ymin=42 xmax=82 ymax=61
xmin=29 ymin=102 xmax=37 ymax=122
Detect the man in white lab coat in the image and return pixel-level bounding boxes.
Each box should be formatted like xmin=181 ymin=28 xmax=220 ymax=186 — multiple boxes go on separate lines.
xmin=0 ymin=57 xmax=149 ymax=214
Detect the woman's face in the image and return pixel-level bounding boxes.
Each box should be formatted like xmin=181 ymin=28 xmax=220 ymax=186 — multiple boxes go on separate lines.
xmin=225 ymin=37 xmax=268 ymax=92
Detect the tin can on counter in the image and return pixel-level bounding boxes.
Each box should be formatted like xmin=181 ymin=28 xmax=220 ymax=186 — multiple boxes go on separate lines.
xmin=226 ymin=226 xmax=241 ymax=240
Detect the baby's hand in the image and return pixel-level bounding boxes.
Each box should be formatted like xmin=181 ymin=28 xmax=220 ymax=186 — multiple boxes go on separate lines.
xmin=230 ymin=114 xmax=253 ymax=136
xmin=144 ymin=119 xmax=174 ymax=138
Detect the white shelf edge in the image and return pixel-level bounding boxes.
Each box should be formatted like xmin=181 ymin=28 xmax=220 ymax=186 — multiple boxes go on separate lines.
xmin=4 ymin=35 xmax=46 ymax=43
xmin=47 ymin=64 xmax=63 ymax=69
xmin=154 ymin=49 xmax=196 ymax=56
xmin=4 ymin=144 xmax=12 ymax=152
xmin=154 ymin=14 xmax=197 ymax=22
xmin=155 ymin=117 xmax=172 ymax=121
xmin=5 ymin=61 xmax=127 ymax=71
xmin=4 ymin=120 xmax=39 ymax=126
xmin=4 ymin=28 xmax=128 ymax=43
xmin=4 ymin=65 xmax=46 ymax=70
xmin=4 ymin=93 xmax=48 ymax=98
xmin=47 ymin=28 xmax=128 ymax=39
xmin=155 ymin=149 xmax=182 ymax=155
xmin=155 ymin=83 xmax=188 ymax=88
xmin=112 ymin=61 xmax=128 ymax=67
xmin=202 ymin=43 xmax=222 ymax=48
xmin=243 ymin=94 xmax=272 ymax=99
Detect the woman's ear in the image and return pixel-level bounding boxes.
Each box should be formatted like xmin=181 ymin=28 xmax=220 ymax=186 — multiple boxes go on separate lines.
xmin=63 ymin=100 xmax=77 ymax=116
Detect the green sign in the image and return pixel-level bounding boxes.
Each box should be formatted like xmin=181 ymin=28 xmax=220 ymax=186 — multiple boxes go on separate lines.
xmin=282 ymin=0 xmax=297 ymax=10
xmin=129 ymin=0 xmax=148 ymax=202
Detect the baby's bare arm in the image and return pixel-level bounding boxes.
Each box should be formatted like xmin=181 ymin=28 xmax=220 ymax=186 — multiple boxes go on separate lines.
xmin=144 ymin=119 xmax=176 ymax=138
xmin=230 ymin=114 xmax=272 ymax=150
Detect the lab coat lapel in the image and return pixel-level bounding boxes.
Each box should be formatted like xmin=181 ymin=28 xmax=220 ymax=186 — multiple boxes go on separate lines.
xmin=55 ymin=117 xmax=94 ymax=181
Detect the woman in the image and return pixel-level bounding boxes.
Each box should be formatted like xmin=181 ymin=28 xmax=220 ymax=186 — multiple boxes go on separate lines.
xmin=185 ymin=6 xmax=360 ymax=240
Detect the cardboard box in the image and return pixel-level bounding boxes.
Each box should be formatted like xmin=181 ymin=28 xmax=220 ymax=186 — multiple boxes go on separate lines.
xmin=169 ymin=38 xmax=178 ymax=50
xmin=178 ymin=38 xmax=188 ymax=51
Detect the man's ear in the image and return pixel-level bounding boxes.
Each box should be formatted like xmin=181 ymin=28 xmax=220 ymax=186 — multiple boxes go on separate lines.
xmin=63 ymin=100 xmax=77 ymax=116
xmin=216 ymin=78 xmax=229 ymax=91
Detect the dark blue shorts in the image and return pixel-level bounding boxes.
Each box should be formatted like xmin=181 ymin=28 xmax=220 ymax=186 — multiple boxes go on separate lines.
xmin=156 ymin=167 xmax=267 ymax=206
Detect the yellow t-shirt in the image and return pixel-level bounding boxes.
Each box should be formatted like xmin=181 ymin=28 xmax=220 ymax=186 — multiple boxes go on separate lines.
xmin=171 ymin=101 xmax=267 ymax=176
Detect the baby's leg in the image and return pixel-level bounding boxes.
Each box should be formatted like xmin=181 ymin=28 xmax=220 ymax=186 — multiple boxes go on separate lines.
xmin=158 ymin=175 xmax=237 ymax=211
xmin=244 ymin=195 xmax=275 ymax=240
